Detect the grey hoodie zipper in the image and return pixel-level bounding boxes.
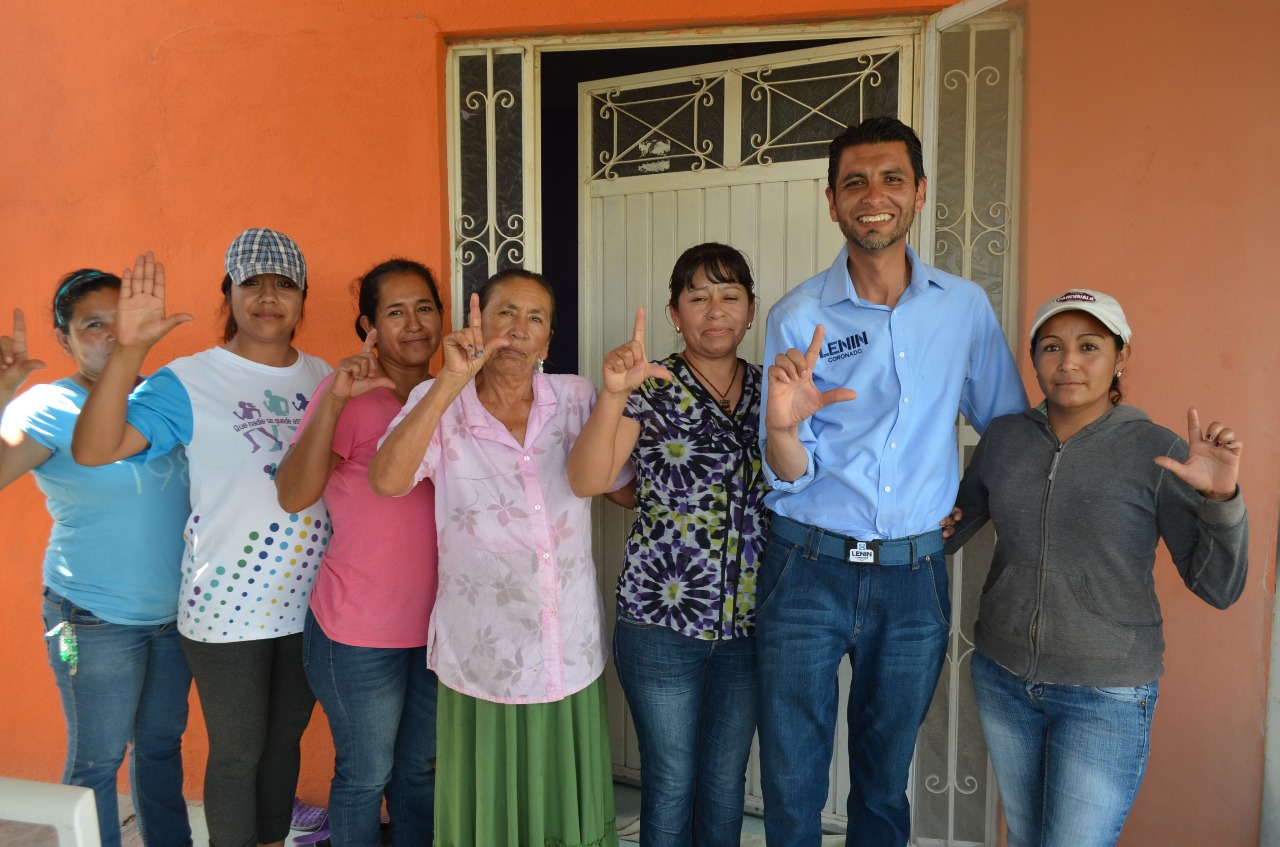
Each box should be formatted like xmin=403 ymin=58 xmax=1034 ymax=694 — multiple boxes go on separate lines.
xmin=1028 ymin=441 xmax=1064 ymax=678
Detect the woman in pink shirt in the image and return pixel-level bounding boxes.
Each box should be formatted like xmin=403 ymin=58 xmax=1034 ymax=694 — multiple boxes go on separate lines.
xmin=275 ymin=259 xmax=443 ymax=847
xmin=371 ymin=269 xmax=627 ymax=847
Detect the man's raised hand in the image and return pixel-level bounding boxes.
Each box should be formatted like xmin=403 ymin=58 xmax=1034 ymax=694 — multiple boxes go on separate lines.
xmin=765 ymin=324 xmax=857 ymax=432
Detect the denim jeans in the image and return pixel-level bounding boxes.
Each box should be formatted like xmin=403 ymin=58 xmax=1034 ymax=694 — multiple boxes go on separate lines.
xmin=755 ymin=523 xmax=949 ymax=847
xmin=304 ymin=611 xmax=438 ymax=847
xmin=181 ymin=632 xmax=315 ymax=847
xmin=970 ymin=651 xmax=1158 ymax=847
xmin=613 ymin=607 xmax=758 ymax=847
xmin=42 ymin=588 xmax=193 ymax=847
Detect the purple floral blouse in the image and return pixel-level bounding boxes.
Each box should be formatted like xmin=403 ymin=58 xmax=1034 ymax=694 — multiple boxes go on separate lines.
xmin=617 ymin=355 xmax=768 ymax=640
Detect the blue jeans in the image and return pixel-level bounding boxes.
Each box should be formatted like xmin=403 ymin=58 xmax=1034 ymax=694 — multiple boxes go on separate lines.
xmin=303 ymin=611 xmax=438 ymax=847
xmin=755 ymin=521 xmax=949 ymax=847
xmin=613 ymin=607 xmax=758 ymax=847
xmin=42 ymin=588 xmax=193 ymax=847
xmin=971 ymin=652 xmax=1158 ymax=847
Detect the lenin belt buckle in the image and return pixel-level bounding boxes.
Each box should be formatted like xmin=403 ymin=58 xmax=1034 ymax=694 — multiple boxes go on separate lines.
xmin=845 ymin=539 xmax=880 ymax=565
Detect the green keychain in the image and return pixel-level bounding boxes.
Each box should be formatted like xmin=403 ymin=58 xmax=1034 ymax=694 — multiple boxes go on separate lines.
xmin=46 ymin=621 xmax=79 ymax=676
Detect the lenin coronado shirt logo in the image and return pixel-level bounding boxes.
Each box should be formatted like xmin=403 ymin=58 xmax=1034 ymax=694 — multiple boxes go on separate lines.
xmin=818 ymin=329 xmax=870 ymax=363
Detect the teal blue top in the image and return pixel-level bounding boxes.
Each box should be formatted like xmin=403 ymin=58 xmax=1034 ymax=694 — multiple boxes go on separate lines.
xmin=4 ymin=378 xmax=189 ymax=624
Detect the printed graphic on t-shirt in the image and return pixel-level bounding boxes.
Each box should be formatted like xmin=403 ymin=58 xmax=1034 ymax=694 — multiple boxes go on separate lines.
xmin=231 ymin=389 xmax=309 ymax=477
xmin=165 ymin=347 xmax=335 ymax=642
xmin=184 ymin=513 xmax=331 ymax=638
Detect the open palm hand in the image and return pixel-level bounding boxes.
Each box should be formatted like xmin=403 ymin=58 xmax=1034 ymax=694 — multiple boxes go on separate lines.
xmin=116 ymin=252 xmax=193 ymax=349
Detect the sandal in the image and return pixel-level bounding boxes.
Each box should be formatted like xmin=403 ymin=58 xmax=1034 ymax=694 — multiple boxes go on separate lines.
xmin=291 ymin=796 xmax=329 ymax=833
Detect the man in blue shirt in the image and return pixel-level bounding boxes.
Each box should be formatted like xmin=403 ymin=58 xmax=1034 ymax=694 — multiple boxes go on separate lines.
xmin=758 ymin=116 xmax=1027 ymax=846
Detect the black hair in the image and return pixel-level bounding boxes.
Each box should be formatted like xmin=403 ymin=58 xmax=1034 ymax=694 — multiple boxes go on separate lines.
xmin=1030 ymin=327 xmax=1127 ymax=405
xmin=476 ymin=268 xmax=557 ymax=333
xmin=53 ymin=269 xmax=121 ymax=331
xmin=668 ymin=242 xmax=757 ymax=311
xmin=353 ymin=259 xmax=442 ymax=341
xmin=827 ymin=115 xmax=926 ymax=193
xmin=219 ymin=272 xmax=310 ymax=343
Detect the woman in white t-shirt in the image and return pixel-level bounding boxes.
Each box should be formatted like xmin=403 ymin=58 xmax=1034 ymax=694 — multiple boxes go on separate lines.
xmin=275 ymin=259 xmax=443 ymax=847
xmin=73 ymin=232 xmax=332 ymax=847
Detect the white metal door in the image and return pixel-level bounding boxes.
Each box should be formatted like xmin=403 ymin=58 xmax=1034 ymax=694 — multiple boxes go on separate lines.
xmin=577 ymin=36 xmax=915 ymax=827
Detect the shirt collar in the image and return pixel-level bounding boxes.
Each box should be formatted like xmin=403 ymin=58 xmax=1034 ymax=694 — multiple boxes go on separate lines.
xmin=458 ymin=371 xmax=557 ymax=445
xmin=819 ymin=243 xmax=949 ymax=308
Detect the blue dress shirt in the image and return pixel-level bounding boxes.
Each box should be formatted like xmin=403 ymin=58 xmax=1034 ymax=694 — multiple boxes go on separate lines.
xmin=761 ymin=244 xmax=1027 ymax=540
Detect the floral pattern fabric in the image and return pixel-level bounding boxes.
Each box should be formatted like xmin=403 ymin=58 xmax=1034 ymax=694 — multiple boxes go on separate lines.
xmin=389 ymin=373 xmax=631 ymax=705
xmin=617 ymin=356 xmax=769 ymax=640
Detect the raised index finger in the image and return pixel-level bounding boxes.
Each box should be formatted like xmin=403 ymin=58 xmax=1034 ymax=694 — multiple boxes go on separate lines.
xmin=804 ymin=324 xmax=827 ymax=365
xmin=13 ymin=308 xmax=27 ymax=348
xmin=1187 ymin=407 xmax=1203 ymax=442
xmin=467 ymin=292 xmax=482 ymax=332
xmin=362 ymin=326 xmax=379 ymax=354
xmin=632 ymin=307 xmax=646 ymax=345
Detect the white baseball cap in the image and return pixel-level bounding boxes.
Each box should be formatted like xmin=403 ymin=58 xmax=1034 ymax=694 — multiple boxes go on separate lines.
xmin=1030 ymin=289 xmax=1132 ymax=344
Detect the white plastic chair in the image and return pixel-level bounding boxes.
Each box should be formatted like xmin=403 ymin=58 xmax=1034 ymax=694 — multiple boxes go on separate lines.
xmin=0 ymin=777 xmax=101 ymax=847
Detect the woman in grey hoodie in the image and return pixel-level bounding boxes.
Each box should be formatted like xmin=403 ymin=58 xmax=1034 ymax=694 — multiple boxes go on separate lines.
xmin=945 ymin=288 xmax=1247 ymax=847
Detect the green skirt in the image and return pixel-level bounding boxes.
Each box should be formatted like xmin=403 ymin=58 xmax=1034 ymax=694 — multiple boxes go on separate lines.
xmin=436 ymin=677 xmax=618 ymax=847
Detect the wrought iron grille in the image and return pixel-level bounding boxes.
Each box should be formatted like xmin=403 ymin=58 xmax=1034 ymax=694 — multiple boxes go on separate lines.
xmin=589 ymin=47 xmax=904 ymax=179
xmin=739 ymin=51 xmax=901 ymax=166
xmin=454 ymin=49 xmax=526 ymax=303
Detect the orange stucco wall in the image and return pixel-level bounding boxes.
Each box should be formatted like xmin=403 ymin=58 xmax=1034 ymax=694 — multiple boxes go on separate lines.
xmin=0 ymin=0 xmax=947 ymax=810
xmin=1 ymin=0 xmax=1276 ymax=843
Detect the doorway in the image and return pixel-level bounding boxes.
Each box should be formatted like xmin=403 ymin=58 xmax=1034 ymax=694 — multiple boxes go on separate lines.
xmin=446 ymin=13 xmax=1022 ymax=842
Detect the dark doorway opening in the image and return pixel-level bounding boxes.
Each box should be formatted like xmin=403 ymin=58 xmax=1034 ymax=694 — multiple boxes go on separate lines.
xmin=537 ymin=38 xmax=850 ymax=373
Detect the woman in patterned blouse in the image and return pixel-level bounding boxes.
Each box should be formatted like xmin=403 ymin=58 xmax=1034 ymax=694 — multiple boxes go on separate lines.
xmin=568 ymin=242 xmax=769 ymax=847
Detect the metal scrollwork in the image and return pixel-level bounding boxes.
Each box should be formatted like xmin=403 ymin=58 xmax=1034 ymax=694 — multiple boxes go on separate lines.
xmin=453 ymin=49 xmax=525 ymax=295
xmin=589 ymin=75 xmax=724 ymax=180
xmin=739 ymin=50 xmax=898 ymax=167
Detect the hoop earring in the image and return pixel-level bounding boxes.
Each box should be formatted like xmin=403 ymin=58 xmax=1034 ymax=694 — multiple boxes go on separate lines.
xmin=663 ymin=306 xmax=682 ymax=334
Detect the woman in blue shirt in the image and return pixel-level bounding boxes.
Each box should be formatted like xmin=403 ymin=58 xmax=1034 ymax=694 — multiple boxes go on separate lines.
xmin=0 ymin=270 xmax=192 ymax=847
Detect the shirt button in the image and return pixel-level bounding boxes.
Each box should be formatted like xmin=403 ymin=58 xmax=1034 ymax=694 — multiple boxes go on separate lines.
xmin=523 ymin=455 xmax=531 ymax=462
xmin=890 ymin=442 xmax=897 ymax=449
xmin=548 ymin=609 xmax=558 ymax=617
xmin=534 ymin=504 xmax=542 ymax=511
xmin=884 ymin=485 xmax=891 ymax=492
xmin=903 ymin=397 xmax=910 ymax=404
xmin=899 ymin=351 xmax=905 ymax=358
xmin=542 ymin=553 xmax=550 ymax=560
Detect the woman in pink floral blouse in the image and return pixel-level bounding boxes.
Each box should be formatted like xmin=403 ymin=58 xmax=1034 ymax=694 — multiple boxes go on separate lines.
xmin=370 ymin=269 xmax=629 ymax=847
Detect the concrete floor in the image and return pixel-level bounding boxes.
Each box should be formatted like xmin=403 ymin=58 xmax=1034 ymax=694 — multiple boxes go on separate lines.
xmin=0 ymin=784 xmax=849 ymax=846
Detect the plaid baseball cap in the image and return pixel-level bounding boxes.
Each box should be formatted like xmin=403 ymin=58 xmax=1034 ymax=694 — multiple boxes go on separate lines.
xmin=1030 ymin=288 xmax=1132 ymax=344
xmin=225 ymin=228 xmax=308 ymax=288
